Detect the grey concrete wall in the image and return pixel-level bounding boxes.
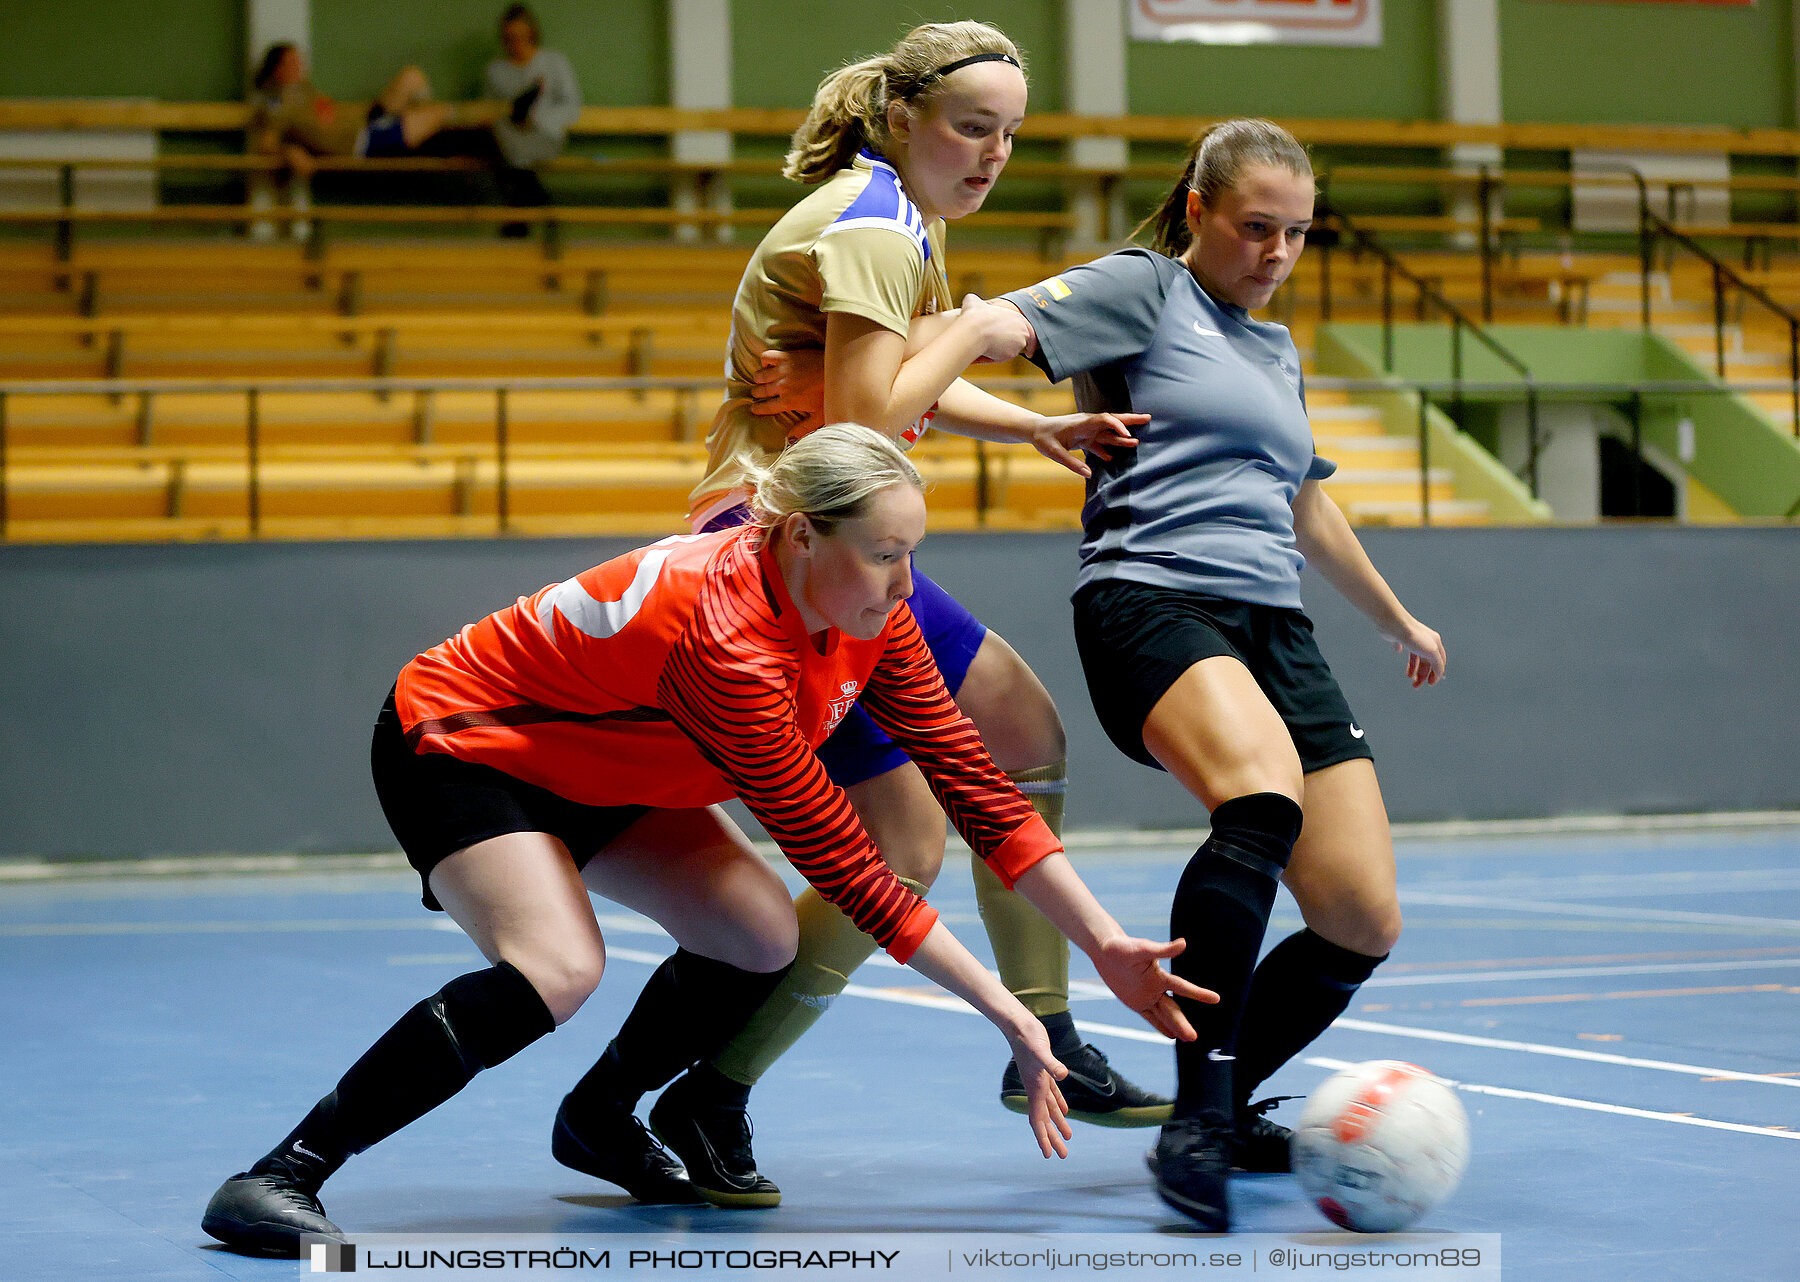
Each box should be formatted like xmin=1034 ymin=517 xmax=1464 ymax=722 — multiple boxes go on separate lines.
xmin=2 ymin=527 xmax=1796 ymax=858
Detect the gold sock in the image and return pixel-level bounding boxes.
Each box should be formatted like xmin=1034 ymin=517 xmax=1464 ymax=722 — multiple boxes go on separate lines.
xmin=710 ymin=876 xmax=929 ymax=1087
xmin=974 ymin=763 xmax=1071 ymax=1019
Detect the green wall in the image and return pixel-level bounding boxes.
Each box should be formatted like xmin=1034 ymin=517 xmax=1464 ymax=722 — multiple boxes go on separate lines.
xmin=1126 ymin=0 xmax=1439 ymax=121
xmin=730 ymin=1 xmax=1064 ymax=111
xmin=7 ymin=0 xmax=1800 ymax=134
xmin=0 ymin=0 xmax=244 ymax=99
xmin=309 ymin=0 xmax=665 ymax=105
xmin=1500 ymin=0 xmax=1794 ymax=129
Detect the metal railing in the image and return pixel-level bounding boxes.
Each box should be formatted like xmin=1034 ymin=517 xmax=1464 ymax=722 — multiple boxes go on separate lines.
xmin=1315 ymin=207 xmax=1546 ymax=497
xmin=1320 ymin=160 xmax=1800 ymax=444
xmin=2 ymin=373 xmax=1790 ymax=540
xmin=1308 ymin=162 xmax=1800 ymax=447
xmin=1634 ymin=183 xmax=1800 ymax=440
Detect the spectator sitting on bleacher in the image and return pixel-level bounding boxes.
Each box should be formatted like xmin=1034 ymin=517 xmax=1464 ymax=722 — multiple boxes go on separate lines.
xmin=483 ymin=4 xmax=582 ymax=209
xmin=250 ymin=42 xmax=458 ymax=178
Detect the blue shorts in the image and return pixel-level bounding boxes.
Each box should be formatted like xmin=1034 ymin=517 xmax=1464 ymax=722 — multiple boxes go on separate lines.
xmin=357 ymin=113 xmax=409 ymax=158
xmin=703 ymin=503 xmax=988 ymax=786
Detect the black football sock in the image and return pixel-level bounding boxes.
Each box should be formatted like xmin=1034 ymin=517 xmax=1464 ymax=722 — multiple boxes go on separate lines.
xmin=567 ymin=948 xmax=789 ymax=1121
xmin=252 ymin=960 xmax=555 ymax=1191
xmin=677 ymin=1060 xmax=754 ymax=1110
xmin=1170 ymin=792 xmax=1303 ymax=1122
xmin=1233 ymin=928 xmax=1386 ymax=1108
xmin=1038 ymin=1009 xmax=1084 ymax=1060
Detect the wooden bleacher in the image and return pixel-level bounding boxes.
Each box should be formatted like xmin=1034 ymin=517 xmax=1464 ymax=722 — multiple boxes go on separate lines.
xmin=12 ymin=99 xmax=1800 ymax=153
xmin=10 ymin=100 xmax=1800 ymax=255
xmin=0 ymin=239 xmax=1076 ymax=315
xmin=0 ymin=310 xmax=731 ymax=383
xmin=0 ymin=397 xmax=1087 ymax=541
xmin=11 ymin=101 xmax=1800 ymax=539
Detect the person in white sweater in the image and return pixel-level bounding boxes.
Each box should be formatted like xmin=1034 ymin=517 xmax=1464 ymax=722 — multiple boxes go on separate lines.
xmin=483 ymin=4 xmax=582 ymax=207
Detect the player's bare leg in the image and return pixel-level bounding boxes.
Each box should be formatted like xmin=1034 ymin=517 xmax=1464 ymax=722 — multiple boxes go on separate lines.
xmin=959 ymin=631 xmax=1174 ymax=1127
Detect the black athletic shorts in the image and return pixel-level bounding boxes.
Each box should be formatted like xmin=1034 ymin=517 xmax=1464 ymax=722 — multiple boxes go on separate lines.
xmin=371 ymin=688 xmax=649 ymax=912
xmin=1072 ymin=579 xmax=1374 ymax=775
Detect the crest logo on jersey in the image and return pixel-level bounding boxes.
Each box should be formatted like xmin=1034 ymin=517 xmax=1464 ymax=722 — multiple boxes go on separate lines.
xmin=823 ymin=680 xmax=862 ymax=735
xmin=1023 ymin=276 xmax=1071 ymax=310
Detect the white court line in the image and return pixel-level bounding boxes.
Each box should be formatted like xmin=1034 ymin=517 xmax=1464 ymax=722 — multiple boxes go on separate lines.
xmin=1060 ymin=810 xmax=1800 ymax=847
xmin=391 ymin=944 xmax=675 ymax=967
xmin=0 ymin=914 xmax=671 ymax=940
xmin=1402 ymin=868 xmax=1800 ymax=900
xmin=976 ymin=951 xmax=1800 ymax=990
xmin=390 ymin=953 xmax=483 ymax=965
xmin=1363 ymin=956 xmax=1800 ymax=986
xmin=1306 ymin=1056 xmax=1800 ymax=1142
xmin=842 ymin=982 xmax=969 ymax=1011
xmin=511 ymin=944 xmax=1800 ymax=1090
xmin=2 ymin=917 xmax=450 ymax=936
xmin=840 ymin=987 xmax=1800 ymax=1092
xmin=596 ymin=914 xmax=672 ymax=938
xmin=434 ymin=913 xmax=667 ymax=937
xmin=580 ymin=921 xmax=1800 ymax=987
xmin=1330 ymin=1017 xmax=1800 ymax=1088
xmin=1400 ymin=891 xmax=1800 ymax=932
xmin=603 ymin=945 xmax=676 ymax=967
xmin=404 ymin=944 xmax=1800 ymax=1137
xmin=2 ymin=811 xmax=1793 ymax=882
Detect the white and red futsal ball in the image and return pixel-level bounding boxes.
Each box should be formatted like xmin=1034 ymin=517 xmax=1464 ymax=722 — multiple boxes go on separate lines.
xmin=1290 ymin=1060 xmax=1470 ymax=1232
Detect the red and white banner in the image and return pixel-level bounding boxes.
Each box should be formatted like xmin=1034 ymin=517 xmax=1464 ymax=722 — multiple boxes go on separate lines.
xmin=1131 ymin=0 xmax=1382 ymax=48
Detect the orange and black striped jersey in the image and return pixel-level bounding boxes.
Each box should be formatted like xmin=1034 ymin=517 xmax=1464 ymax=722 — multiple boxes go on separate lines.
xmin=395 ymin=525 xmax=1057 ymax=961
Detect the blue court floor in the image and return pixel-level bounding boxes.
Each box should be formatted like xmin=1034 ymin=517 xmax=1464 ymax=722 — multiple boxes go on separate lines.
xmin=4 ymin=821 xmax=1798 ymax=1281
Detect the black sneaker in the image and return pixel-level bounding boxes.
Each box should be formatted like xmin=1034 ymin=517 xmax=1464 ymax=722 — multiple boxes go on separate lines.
xmin=1145 ymin=1115 xmax=1233 ymax=1230
xmin=552 ymin=1095 xmax=703 ymax=1204
xmin=1231 ymin=1096 xmax=1297 ymax=1174
xmin=201 ymin=1163 xmax=345 ymax=1258
xmin=1000 ymin=1042 xmax=1173 ymax=1128
xmin=647 ymin=1076 xmax=781 ymax=1208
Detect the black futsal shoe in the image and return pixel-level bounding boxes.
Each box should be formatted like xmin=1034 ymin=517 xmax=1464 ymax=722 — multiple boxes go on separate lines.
xmin=647 ymin=1075 xmax=781 ymax=1208
xmin=1000 ymin=1042 xmax=1174 ymax=1128
xmin=1146 ymin=1115 xmax=1233 ymax=1230
xmin=1231 ymin=1096 xmax=1298 ymax=1173
xmin=201 ymin=1164 xmax=346 ymax=1258
xmin=551 ymin=1095 xmax=703 ymax=1205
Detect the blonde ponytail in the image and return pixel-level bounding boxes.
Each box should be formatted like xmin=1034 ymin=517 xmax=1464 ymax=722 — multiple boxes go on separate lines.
xmin=782 ymin=57 xmax=889 ymax=185
xmin=782 ymin=21 xmax=1026 ymax=185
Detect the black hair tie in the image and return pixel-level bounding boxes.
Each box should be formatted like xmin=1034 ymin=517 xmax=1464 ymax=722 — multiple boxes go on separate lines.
xmin=902 ymin=52 xmax=1021 ymax=100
